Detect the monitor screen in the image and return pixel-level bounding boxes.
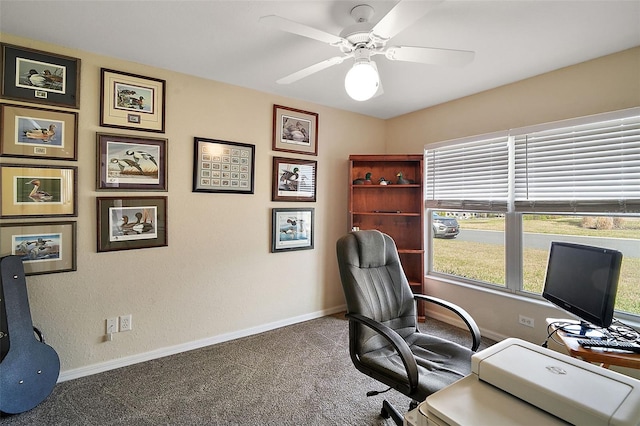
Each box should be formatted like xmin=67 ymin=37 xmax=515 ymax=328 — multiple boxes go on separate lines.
xmin=542 ymin=242 xmax=622 ymax=329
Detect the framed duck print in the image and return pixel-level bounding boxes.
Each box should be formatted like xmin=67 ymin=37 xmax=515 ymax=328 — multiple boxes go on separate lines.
xmin=0 ymin=221 xmax=77 ymax=275
xmin=100 ymin=68 xmax=166 ymax=133
xmin=0 ymin=163 xmax=77 ymax=218
xmin=97 ymin=196 xmax=167 ymax=252
xmin=1 ymin=43 xmax=81 ymax=108
xmin=97 ymin=133 xmax=167 ymax=191
xmin=0 ymin=103 xmax=78 ymax=160
xmin=271 ymin=208 xmax=314 ymax=252
xmin=272 ymin=105 xmax=318 ymax=156
xmin=272 ymin=156 xmax=317 ymax=202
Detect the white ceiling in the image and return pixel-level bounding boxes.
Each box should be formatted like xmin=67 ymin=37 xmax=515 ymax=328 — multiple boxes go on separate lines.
xmin=1 ymin=0 xmax=639 ymax=119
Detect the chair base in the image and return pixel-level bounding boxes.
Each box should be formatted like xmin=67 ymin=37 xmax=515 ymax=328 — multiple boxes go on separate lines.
xmin=380 ymin=399 xmax=420 ymax=426
xmin=380 ymin=400 xmax=404 ymax=426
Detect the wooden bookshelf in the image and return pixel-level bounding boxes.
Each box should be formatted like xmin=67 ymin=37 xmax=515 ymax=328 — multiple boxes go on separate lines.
xmin=348 ymin=154 xmax=424 ymax=296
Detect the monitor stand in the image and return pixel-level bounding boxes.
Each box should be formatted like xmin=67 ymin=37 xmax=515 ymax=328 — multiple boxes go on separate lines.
xmin=562 ymin=321 xmax=607 ymax=339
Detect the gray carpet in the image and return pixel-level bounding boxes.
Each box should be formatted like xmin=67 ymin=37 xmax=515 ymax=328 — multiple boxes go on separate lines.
xmin=0 ymin=314 xmax=495 ymax=425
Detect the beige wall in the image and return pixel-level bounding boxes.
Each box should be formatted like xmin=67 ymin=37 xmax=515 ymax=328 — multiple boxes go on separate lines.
xmin=0 ymin=33 xmax=386 ymax=378
xmin=386 ymin=46 xmax=640 ymax=152
xmin=386 ymin=46 xmax=640 ymax=378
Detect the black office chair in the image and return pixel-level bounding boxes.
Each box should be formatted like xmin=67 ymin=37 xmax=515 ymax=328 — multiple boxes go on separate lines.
xmin=336 ymin=230 xmax=481 ymax=425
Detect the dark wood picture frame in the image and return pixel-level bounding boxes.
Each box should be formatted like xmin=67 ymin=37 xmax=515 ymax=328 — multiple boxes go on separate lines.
xmin=272 ymin=105 xmax=318 ymax=156
xmin=100 ymin=68 xmax=166 ymax=133
xmin=0 ymin=221 xmax=77 ymax=276
xmin=97 ymin=196 xmax=168 ymax=252
xmin=271 ymin=208 xmax=314 ymax=252
xmin=192 ymin=137 xmax=255 ymax=194
xmin=1 ymin=103 xmax=78 ymax=160
xmin=272 ymin=156 xmax=317 ymax=202
xmin=1 ymin=43 xmax=81 ymax=108
xmin=0 ymin=163 xmax=78 ymax=218
xmin=97 ymin=132 xmax=168 ymax=191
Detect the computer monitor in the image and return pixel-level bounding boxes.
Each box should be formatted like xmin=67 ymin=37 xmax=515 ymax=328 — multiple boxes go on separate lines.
xmin=542 ymin=242 xmax=623 ymax=335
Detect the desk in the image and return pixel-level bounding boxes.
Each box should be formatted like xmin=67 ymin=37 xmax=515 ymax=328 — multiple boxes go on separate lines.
xmin=547 ymin=318 xmax=640 ymax=369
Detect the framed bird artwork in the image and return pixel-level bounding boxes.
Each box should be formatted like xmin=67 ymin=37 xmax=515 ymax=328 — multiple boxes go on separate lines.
xmin=271 ymin=208 xmax=314 ymax=253
xmin=272 ymin=156 xmax=317 ymax=202
xmin=0 ymin=163 xmax=78 ymax=218
xmin=96 ymin=133 xmax=168 ymax=191
xmin=100 ymin=68 xmax=166 ymax=133
xmin=96 ymin=196 xmax=167 ymax=252
xmin=0 ymin=43 xmax=81 ymax=109
xmin=272 ymin=105 xmax=318 ymax=156
xmin=0 ymin=221 xmax=77 ymax=275
xmin=1 ymin=103 xmax=78 ymax=161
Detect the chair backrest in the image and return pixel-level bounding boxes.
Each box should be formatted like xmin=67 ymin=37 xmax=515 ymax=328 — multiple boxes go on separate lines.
xmin=336 ymin=230 xmax=417 ymax=352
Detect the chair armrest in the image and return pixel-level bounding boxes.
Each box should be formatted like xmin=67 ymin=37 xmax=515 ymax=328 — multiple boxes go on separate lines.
xmin=345 ymin=312 xmax=419 ymax=392
xmin=414 ymin=294 xmax=481 ymax=352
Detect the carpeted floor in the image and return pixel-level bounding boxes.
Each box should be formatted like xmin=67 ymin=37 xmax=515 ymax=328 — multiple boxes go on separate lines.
xmin=0 ymin=314 xmax=495 ymax=425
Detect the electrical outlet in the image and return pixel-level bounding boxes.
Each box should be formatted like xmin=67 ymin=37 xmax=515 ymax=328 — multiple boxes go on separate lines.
xmin=518 ymin=314 xmax=535 ymax=328
xmin=120 ymin=314 xmax=132 ymax=332
xmin=106 ymin=317 xmax=118 ymax=334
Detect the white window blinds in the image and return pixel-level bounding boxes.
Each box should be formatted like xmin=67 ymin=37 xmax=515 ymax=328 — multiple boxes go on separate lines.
xmin=425 ymin=107 xmax=640 ymax=214
xmin=514 ymin=109 xmax=640 ymax=212
xmin=425 ymin=133 xmax=510 ymax=211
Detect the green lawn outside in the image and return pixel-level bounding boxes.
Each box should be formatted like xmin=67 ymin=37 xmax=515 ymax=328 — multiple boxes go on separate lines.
xmin=431 ymin=216 xmax=640 ymax=316
xmin=459 ymin=215 xmax=640 ymax=239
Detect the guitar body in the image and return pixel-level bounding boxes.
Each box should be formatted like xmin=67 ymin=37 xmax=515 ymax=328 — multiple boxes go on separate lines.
xmin=0 ymin=255 xmax=60 ymax=414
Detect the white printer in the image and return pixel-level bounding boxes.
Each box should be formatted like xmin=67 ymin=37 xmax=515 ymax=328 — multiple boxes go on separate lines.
xmin=405 ymin=338 xmax=640 ymax=426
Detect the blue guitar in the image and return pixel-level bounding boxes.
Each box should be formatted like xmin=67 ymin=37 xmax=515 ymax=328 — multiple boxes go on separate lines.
xmin=0 ymin=255 xmax=60 ymax=414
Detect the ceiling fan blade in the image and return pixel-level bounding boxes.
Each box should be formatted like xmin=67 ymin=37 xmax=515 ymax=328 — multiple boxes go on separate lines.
xmin=385 ymin=46 xmax=475 ymax=66
xmin=372 ymin=62 xmax=384 ymax=99
xmin=277 ymin=56 xmax=348 ymax=84
xmin=371 ymin=0 xmax=444 ymax=41
xmin=260 ymin=15 xmax=345 ymax=46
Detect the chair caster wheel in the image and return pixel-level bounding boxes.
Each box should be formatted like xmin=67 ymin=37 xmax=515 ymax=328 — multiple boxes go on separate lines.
xmin=381 ymin=407 xmax=390 ymax=419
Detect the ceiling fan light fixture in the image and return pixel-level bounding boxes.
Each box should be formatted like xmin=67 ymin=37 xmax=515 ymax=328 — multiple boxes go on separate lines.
xmin=345 ymin=60 xmax=379 ymax=101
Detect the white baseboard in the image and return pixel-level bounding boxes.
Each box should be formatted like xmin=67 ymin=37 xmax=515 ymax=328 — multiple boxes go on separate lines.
xmin=58 ymin=304 xmax=347 ymax=383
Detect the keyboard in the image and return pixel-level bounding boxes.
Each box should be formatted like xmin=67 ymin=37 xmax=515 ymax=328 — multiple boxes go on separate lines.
xmin=577 ymin=339 xmax=640 ymax=353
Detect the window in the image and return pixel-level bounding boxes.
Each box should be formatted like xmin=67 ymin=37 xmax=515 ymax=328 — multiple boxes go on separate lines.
xmin=425 ymin=108 xmax=640 ymax=318
xmin=430 ymin=211 xmax=506 ymax=288
xmin=520 ymin=213 xmax=640 ymax=316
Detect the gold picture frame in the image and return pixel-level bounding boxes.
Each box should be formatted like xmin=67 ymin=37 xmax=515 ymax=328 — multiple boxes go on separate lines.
xmin=0 ymin=163 xmax=77 ymax=218
xmin=0 ymin=103 xmax=78 ymax=160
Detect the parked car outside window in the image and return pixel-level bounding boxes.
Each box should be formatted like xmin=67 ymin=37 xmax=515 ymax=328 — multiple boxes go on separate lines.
xmin=432 ymin=213 xmax=459 ymax=238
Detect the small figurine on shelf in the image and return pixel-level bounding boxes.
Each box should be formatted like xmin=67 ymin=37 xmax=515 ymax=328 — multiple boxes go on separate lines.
xmin=353 ymin=172 xmax=373 ymax=185
xmin=396 ymin=171 xmax=414 ymax=185
xmin=378 ymin=177 xmax=391 ymax=185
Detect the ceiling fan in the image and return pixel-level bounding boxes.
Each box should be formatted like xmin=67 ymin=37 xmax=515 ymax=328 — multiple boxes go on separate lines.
xmin=260 ymin=0 xmax=475 ymax=101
